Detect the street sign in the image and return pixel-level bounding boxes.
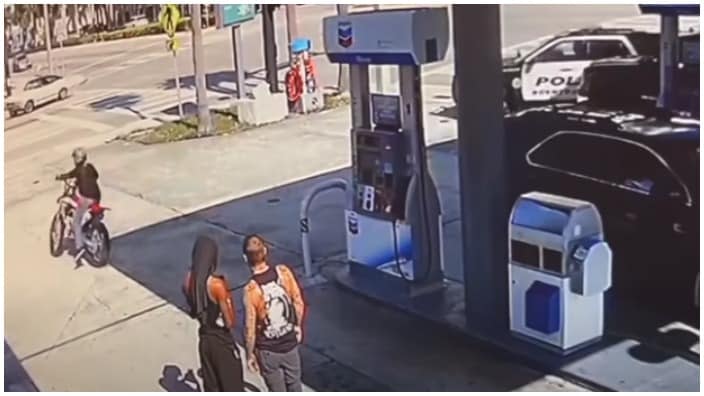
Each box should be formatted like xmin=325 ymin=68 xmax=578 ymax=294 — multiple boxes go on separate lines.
xmin=215 ymin=4 xmax=256 ymax=29
xmin=160 ymin=4 xmax=181 ymax=37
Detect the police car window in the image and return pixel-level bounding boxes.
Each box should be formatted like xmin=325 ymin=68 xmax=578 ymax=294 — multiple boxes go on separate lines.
xmin=586 ymin=40 xmax=629 ymax=60
xmin=628 ymin=34 xmax=660 ymax=57
xmin=533 ymin=40 xmax=588 ymax=62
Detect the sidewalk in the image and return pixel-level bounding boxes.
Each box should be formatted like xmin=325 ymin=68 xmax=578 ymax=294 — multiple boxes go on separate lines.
xmin=4 ymin=90 xmax=696 ymax=391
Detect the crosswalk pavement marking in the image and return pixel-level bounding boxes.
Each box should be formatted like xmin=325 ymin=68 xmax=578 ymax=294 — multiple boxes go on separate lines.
xmin=66 ymin=89 xmax=126 ymax=108
xmin=65 ymin=88 xmax=233 ymax=119
xmin=130 ymin=91 xmax=187 ymax=114
xmin=67 ymin=89 xmax=177 ymax=115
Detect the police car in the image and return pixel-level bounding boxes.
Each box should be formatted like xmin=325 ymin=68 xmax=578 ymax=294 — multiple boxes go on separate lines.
xmin=452 ymin=27 xmax=697 ymax=112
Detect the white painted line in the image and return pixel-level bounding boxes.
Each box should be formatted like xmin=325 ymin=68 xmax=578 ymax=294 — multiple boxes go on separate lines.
xmin=119 ymin=53 xmax=165 ymax=66
xmin=131 ymin=92 xmax=193 ymax=115
xmin=36 ymin=113 xmax=113 ymax=133
xmin=65 ymin=89 xmax=124 ymax=107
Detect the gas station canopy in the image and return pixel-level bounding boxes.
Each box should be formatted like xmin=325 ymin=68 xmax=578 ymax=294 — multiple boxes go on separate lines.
xmin=639 ymin=4 xmax=700 ymax=15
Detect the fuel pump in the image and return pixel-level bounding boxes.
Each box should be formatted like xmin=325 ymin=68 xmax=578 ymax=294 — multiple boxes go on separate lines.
xmin=323 ymin=8 xmax=449 ymax=293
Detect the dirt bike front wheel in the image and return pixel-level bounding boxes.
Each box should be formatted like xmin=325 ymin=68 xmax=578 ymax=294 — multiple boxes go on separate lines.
xmin=49 ymin=212 xmax=65 ymax=257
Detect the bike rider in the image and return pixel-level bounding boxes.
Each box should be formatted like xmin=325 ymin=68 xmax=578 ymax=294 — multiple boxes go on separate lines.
xmin=55 ymin=148 xmax=101 ymax=262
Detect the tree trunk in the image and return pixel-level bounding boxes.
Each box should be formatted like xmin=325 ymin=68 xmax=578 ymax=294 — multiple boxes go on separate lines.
xmin=31 ymin=8 xmax=37 ymax=47
xmin=43 ymin=4 xmax=53 ymax=74
xmin=95 ymin=5 xmax=102 ymax=26
xmin=60 ymin=4 xmax=67 ymax=35
xmin=114 ymin=4 xmax=123 ymax=28
xmin=89 ymin=4 xmax=96 ymax=26
xmin=48 ymin=5 xmax=57 ymax=43
xmin=106 ymin=4 xmax=113 ymax=29
xmin=69 ymin=4 xmax=78 ymax=34
xmin=190 ymin=5 xmax=212 ymax=135
xmin=336 ymin=5 xmax=350 ymax=93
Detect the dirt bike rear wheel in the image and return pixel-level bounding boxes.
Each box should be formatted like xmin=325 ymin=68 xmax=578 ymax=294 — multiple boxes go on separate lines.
xmin=87 ymin=222 xmax=111 ymax=266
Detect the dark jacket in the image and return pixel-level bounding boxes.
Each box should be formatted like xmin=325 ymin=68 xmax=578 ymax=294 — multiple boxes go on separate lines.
xmin=58 ymin=163 xmax=101 ymax=201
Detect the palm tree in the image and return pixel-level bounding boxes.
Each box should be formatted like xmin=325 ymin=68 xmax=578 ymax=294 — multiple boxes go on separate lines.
xmin=11 ymin=4 xmax=36 ymax=48
xmin=190 ymin=4 xmax=212 ymax=134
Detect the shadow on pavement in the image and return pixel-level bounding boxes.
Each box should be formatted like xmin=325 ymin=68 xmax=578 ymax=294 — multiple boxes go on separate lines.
xmin=158 ymin=365 xmax=201 ymax=392
xmin=157 ymin=68 xmax=289 ymax=97
xmin=87 ymin=94 xmax=148 ymax=120
xmin=157 ymin=55 xmax=325 ymax=96
xmin=4 ymin=341 xmax=38 ymax=392
xmin=158 ymin=364 xmax=264 ymax=392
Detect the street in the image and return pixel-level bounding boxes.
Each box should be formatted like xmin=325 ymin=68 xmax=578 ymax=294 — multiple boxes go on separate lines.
xmin=8 ymin=4 xmax=696 ymax=392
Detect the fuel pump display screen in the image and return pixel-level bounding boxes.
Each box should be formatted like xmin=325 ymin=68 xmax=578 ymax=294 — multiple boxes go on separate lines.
xmin=372 ymin=94 xmax=401 ymax=130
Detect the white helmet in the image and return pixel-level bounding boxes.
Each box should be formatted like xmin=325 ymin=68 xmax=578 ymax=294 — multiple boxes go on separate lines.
xmin=72 ymin=147 xmax=87 ymax=163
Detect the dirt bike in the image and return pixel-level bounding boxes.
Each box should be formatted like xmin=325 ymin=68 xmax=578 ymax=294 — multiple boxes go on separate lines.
xmin=49 ymin=179 xmax=111 ymax=266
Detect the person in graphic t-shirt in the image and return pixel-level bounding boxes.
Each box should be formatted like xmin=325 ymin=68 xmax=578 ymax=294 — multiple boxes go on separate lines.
xmin=242 ymin=234 xmax=305 ymax=392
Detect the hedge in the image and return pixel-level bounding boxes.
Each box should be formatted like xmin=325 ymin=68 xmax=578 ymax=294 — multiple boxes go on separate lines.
xmin=57 ymin=18 xmax=192 ymax=48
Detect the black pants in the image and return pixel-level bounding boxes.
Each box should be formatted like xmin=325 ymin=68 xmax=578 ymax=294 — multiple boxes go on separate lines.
xmin=198 ymin=333 xmax=244 ymax=392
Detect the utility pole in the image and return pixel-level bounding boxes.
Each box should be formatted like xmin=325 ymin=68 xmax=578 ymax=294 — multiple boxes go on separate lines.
xmin=43 ymin=4 xmax=53 ymax=74
xmin=285 ymin=5 xmax=299 ymax=63
xmin=190 ymin=4 xmax=212 ymax=135
xmin=262 ymin=5 xmax=279 ymax=93
xmin=336 ymin=4 xmax=349 ymax=93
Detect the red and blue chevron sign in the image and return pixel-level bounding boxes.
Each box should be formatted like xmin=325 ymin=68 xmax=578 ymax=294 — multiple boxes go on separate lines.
xmin=338 ymin=21 xmax=353 ymax=48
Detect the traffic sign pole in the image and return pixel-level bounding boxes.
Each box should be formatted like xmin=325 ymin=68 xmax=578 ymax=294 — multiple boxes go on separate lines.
xmin=216 ymin=5 xmax=256 ymax=100
xmin=231 ymin=26 xmax=245 ymax=100
xmin=160 ymin=5 xmax=184 ymax=119
xmin=173 ymin=49 xmax=184 ymax=118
